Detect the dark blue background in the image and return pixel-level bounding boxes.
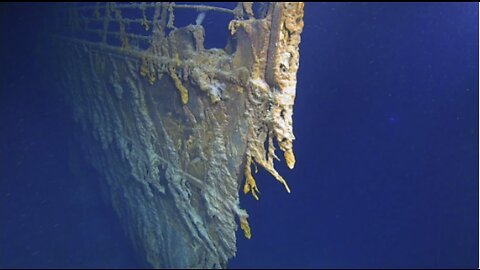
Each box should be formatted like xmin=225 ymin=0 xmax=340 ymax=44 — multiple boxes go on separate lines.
xmin=1 ymin=2 xmax=478 ymax=269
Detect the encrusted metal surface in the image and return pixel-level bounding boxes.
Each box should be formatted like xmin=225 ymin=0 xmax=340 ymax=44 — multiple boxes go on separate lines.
xmin=52 ymin=2 xmax=304 ymax=268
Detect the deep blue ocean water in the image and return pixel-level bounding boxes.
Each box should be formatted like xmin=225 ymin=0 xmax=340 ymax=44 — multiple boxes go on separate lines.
xmin=1 ymin=2 xmax=478 ymax=268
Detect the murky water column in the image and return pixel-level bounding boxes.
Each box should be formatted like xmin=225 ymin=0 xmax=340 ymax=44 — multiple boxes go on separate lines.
xmin=52 ymin=2 xmax=304 ymax=268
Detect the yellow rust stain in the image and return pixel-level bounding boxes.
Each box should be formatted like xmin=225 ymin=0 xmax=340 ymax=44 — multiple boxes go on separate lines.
xmin=284 ymin=149 xmax=295 ymax=169
xmin=168 ymin=67 xmax=189 ymax=105
xmin=240 ymin=216 xmax=251 ymax=239
xmin=243 ymin=155 xmax=260 ymax=200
